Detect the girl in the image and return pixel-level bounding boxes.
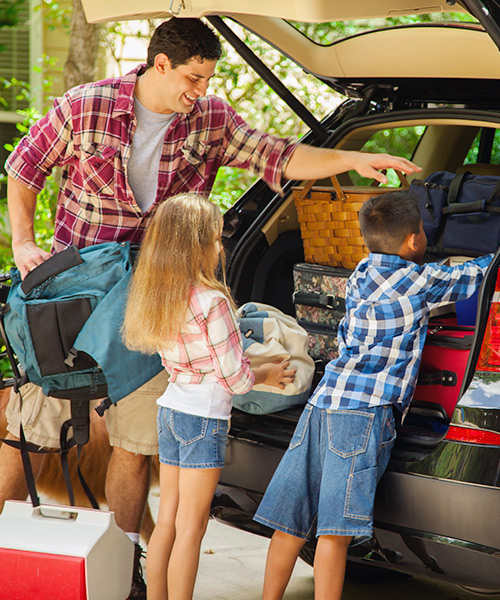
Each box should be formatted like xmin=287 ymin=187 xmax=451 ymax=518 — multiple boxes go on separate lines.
xmin=122 ymin=193 xmax=295 ymax=600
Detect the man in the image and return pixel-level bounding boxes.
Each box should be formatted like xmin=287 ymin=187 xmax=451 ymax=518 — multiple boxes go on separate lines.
xmin=1 ymin=17 xmax=420 ymax=599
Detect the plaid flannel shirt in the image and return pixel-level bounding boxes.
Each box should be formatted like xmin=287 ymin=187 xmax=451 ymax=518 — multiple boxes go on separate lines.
xmin=160 ymin=287 xmax=255 ymax=395
xmin=309 ymin=253 xmax=492 ymax=412
xmin=5 ymin=65 xmax=297 ymax=253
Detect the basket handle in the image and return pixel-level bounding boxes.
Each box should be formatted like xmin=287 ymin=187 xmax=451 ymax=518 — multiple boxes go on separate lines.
xmin=370 ymin=170 xmax=409 ymax=189
xmin=296 ymin=175 xmax=347 ymax=202
xmin=296 ymin=170 xmax=409 ymax=202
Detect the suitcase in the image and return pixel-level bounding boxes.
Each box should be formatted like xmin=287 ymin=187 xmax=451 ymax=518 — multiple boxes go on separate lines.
xmin=412 ymin=316 xmax=474 ymax=418
xmin=0 ymin=501 xmax=134 ymax=600
xmin=292 ymin=262 xmax=352 ymax=362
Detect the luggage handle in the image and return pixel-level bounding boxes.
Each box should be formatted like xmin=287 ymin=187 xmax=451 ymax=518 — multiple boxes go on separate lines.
xmin=444 ymin=199 xmax=489 ymax=216
xmin=293 ymin=291 xmax=345 ymax=311
xmin=445 ymin=171 xmax=500 ymax=216
xmin=417 ymin=370 xmax=457 ymax=387
xmin=296 ymin=171 xmax=409 ymax=202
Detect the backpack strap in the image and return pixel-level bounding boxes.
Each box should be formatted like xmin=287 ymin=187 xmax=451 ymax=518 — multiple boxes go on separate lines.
xmin=60 ymin=409 xmax=99 ymax=510
xmin=0 ymin=305 xmax=100 ymax=509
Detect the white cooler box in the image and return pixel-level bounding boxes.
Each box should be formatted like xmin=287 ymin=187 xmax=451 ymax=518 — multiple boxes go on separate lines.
xmin=0 ymin=501 xmax=134 ymax=600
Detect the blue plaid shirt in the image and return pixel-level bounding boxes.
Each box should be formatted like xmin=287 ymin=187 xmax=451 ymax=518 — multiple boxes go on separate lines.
xmin=309 ymin=253 xmax=492 ymax=412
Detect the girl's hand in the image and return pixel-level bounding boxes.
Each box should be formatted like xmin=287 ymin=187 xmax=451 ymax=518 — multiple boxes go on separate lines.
xmin=253 ymin=360 xmax=297 ymax=389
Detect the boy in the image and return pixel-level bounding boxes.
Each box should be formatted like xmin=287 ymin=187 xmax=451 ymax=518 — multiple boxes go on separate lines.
xmin=253 ymin=190 xmax=492 ymax=600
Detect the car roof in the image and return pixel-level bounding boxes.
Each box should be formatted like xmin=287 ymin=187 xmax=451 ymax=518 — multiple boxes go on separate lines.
xmin=81 ymin=0 xmax=500 ymax=99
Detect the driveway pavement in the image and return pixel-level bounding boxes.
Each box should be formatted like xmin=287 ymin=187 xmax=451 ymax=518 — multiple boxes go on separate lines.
xmin=147 ymin=487 xmax=500 ymax=600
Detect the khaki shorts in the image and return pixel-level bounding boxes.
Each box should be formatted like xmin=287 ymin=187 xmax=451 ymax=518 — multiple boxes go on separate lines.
xmin=5 ymin=370 xmax=169 ymax=454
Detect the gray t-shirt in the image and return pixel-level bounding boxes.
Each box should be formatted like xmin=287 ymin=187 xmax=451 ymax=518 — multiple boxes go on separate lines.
xmin=127 ymin=97 xmax=177 ymax=213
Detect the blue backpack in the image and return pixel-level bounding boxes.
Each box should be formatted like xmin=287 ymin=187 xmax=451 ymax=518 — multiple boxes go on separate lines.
xmin=2 ymin=241 xmax=162 ymax=405
xmin=0 ymin=242 xmax=162 ymax=507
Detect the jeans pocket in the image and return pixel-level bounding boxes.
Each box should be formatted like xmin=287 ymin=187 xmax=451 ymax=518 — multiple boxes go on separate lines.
xmin=345 ymin=465 xmax=378 ymax=521
xmin=169 ymin=410 xmax=208 ymax=445
xmin=213 ymin=419 xmax=230 ymax=464
xmin=157 ymin=407 xmax=163 ymax=436
xmin=327 ymin=410 xmax=374 ymax=458
xmin=289 ymin=404 xmax=313 ymax=450
xmin=380 ymin=408 xmax=397 ymax=449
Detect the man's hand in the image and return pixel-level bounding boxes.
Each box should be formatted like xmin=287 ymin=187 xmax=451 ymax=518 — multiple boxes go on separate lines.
xmin=253 ymin=359 xmax=297 ymax=390
xmin=346 ymin=151 xmax=420 ymax=184
xmin=13 ymin=241 xmax=51 ymax=279
xmin=7 ymin=176 xmax=51 ymax=279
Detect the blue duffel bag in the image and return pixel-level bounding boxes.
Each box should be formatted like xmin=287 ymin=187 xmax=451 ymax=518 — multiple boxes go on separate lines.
xmin=411 ymin=170 xmax=500 ymax=254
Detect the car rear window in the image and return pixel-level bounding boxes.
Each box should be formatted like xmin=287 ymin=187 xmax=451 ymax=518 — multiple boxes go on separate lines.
xmin=351 ymin=125 xmax=425 ymax=186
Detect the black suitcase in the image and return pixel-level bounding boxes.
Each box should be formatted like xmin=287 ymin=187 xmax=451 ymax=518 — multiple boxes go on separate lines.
xmin=292 ymin=262 xmax=352 ymax=362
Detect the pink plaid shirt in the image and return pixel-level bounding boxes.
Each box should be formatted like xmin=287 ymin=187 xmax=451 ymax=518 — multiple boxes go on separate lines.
xmin=160 ymin=287 xmax=255 ymax=395
xmin=5 ymin=65 xmax=297 ymax=253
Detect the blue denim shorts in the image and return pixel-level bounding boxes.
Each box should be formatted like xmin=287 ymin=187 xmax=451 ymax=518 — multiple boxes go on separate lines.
xmin=157 ymin=407 xmax=229 ymax=469
xmin=254 ymin=403 xmax=396 ymax=543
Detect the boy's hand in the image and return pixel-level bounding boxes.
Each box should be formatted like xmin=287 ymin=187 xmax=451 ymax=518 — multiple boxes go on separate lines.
xmin=253 ymin=360 xmax=297 ymax=389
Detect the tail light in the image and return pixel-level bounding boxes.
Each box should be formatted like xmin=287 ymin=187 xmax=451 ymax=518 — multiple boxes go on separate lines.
xmin=476 ymin=271 xmax=500 ymax=371
xmin=445 ymin=425 xmax=500 ymax=446
xmin=449 ymin=271 xmax=500 ymax=447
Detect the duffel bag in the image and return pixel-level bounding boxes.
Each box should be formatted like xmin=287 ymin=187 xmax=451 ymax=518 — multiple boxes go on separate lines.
xmin=233 ymin=302 xmax=315 ymax=415
xmin=410 ymin=170 xmax=500 ymax=254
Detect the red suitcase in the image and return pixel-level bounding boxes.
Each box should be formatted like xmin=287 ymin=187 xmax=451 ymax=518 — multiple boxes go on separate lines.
xmin=413 ymin=317 xmax=475 ymax=418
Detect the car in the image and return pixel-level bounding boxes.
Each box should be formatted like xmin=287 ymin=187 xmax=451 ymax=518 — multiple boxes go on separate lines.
xmin=87 ymin=0 xmax=500 ymax=592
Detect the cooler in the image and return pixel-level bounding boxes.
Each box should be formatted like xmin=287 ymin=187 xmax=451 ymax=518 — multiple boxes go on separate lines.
xmin=0 ymin=501 xmax=134 ymax=600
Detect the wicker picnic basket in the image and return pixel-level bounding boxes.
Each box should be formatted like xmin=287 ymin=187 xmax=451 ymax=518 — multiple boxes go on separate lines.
xmin=293 ymin=174 xmax=406 ymax=270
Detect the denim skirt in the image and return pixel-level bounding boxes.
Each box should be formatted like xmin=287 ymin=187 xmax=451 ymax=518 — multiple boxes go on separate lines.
xmin=157 ymin=406 xmax=229 ymax=469
xmin=254 ymin=403 xmax=396 ymax=543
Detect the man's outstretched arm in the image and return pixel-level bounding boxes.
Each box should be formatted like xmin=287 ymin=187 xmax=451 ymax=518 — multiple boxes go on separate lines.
xmin=283 ymin=145 xmax=421 ymax=185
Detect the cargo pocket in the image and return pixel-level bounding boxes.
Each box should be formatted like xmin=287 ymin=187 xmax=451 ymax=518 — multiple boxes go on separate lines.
xmin=344 ymin=465 xmax=378 ymax=521
xmin=169 ymin=411 xmax=208 ymax=445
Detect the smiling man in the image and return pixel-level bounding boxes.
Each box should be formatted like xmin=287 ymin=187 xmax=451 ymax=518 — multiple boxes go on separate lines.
xmin=1 ymin=17 xmax=420 ymax=600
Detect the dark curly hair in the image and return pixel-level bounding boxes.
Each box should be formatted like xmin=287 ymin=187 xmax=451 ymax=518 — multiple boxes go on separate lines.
xmin=147 ymin=18 xmax=222 ymax=69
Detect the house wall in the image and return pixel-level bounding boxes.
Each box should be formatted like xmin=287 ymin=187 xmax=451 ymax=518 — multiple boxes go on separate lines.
xmin=42 ymin=0 xmax=108 ymax=104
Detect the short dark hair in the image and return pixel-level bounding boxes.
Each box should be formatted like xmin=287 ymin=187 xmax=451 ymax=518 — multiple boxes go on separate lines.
xmin=359 ymin=190 xmax=422 ymax=254
xmin=147 ymin=18 xmax=222 ymax=69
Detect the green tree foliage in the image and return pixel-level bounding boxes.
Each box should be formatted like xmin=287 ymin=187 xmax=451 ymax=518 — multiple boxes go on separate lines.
xmin=0 ymin=0 xmax=24 ymax=28
xmin=209 ymin=21 xmax=343 ymax=208
xmin=0 ymin=52 xmax=61 ymax=272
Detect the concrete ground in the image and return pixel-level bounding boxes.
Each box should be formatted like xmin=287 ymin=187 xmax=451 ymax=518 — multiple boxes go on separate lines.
xmin=146 ymin=486 xmax=500 ymax=600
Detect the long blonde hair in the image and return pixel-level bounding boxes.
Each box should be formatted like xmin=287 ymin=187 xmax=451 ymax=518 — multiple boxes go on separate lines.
xmin=122 ymin=193 xmax=233 ymax=354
